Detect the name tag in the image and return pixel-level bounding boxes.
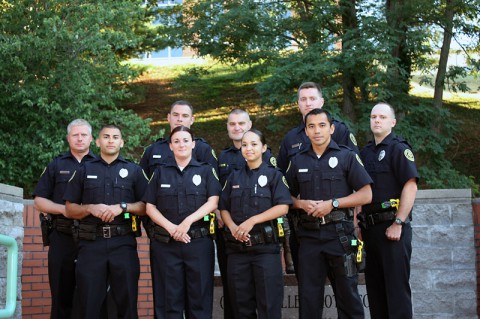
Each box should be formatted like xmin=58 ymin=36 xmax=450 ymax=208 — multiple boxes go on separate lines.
xmin=87 ymin=175 xmax=98 ymax=179
xmin=59 ymin=170 xmax=70 ymax=174
xmin=161 ymin=184 xmax=171 ymax=188
xmin=298 ymin=169 xmax=308 ymax=173
xmin=153 ymin=155 xmax=162 ymax=159
xmin=232 ymin=185 xmax=240 ymax=189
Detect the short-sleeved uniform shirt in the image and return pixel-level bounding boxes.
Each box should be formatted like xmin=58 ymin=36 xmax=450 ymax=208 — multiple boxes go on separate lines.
xmin=277 ymin=120 xmax=359 ymax=173
xmin=219 ymin=162 xmax=292 ymax=226
xmin=286 ymin=140 xmax=372 ymax=202
xmin=33 ymin=150 xmax=96 ymax=220
xmin=143 ymin=158 xmax=221 ymax=226
xmin=360 ymin=132 xmax=419 ymax=203
xmin=218 ymin=146 xmax=277 ymax=187
xmin=63 ymin=156 xmax=148 ymax=225
xmin=140 ymin=137 xmax=218 ymax=178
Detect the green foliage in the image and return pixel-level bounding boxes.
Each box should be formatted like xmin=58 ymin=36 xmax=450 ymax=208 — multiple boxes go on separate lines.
xmin=0 ymin=0 xmax=152 ymax=196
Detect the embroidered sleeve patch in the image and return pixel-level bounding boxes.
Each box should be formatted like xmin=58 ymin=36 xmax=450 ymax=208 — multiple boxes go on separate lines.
xmin=350 ymin=133 xmax=358 ymax=146
xmin=356 ymin=154 xmax=364 ymax=166
xmin=404 ymin=149 xmax=415 ymax=162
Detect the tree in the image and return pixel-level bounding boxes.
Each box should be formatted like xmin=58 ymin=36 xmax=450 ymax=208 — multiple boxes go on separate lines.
xmin=0 ymin=0 xmax=152 ymax=196
xmin=158 ymin=0 xmax=479 ymax=189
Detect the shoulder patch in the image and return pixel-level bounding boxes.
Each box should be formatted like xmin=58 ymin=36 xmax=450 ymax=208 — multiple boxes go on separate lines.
xmin=270 ymin=156 xmax=277 ymax=167
xmin=350 ymin=133 xmax=358 ymax=146
xmin=404 ymin=149 xmax=415 ymax=162
xmin=282 ymin=176 xmax=289 ymax=188
xmin=212 ymin=167 xmax=219 ymax=181
xmin=356 ymin=154 xmax=364 ymax=166
xmin=211 ymin=149 xmax=217 ymax=160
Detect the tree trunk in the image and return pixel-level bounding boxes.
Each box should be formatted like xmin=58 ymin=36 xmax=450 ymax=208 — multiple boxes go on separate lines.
xmin=433 ymin=0 xmax=455 ymax=110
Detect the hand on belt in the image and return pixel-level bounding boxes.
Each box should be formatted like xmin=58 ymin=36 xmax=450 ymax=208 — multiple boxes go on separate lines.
xmin=300 ymin=209 xmax=351 ymax=226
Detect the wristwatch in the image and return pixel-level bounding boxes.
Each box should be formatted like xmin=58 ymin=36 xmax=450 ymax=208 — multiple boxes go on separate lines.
xmin=120 ymin=202 xmax=128 ymax=213
xmin=332 ymin=198 xmax=339 ymax=210
xmin=394 ymin=217 xmax=404 ymax=225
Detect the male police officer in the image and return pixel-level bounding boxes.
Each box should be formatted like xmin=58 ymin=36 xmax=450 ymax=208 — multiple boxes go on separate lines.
xmin=64 ymin=124 xmax=148 ymax=319
xmin=278 ymin=81 xmax=359 ymax=276
xmin=140 ymin=100 xmax=218 ymax=177
xmin=33 ymin=119 xmax=96 ymax=319
xmin=286 ymin=109 xmax=372 ymax=319
xmin=359 ymin=102 xmax=418 ymax=319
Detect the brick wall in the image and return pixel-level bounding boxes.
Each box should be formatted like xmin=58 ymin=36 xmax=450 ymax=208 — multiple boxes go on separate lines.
xmin=21 ymin=201 xmax=154 ymax=318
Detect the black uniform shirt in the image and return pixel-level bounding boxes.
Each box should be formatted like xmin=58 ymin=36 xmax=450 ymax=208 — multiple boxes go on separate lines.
xmin=218 ymin=146 xmax=277 ymax=187
xmin=286 ymin=140 xmax=372 ymax=201
xmin=143 ymin=158 xmax=221 ymax=225
xmin=277 ymin=119 xmax=359 ymax=173
xmin=63 ymin=156 xmax=148 ymax=225
xmin=219 ymin=162 xmax=292 ymax=225
xmin=33 ymin=150 xmax=96 ymax=219
xmin=360 ymin=132 xmax=419 ymax=203
xmin=140 ymin=137 xmax=218 ymax=178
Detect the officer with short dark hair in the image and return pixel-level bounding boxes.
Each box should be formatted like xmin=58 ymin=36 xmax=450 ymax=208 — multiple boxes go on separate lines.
xmin=33 ymin=119 xmax=96 ymax=319
xmin=139 ymin=100 xmax=218 ymax=178
xmin=277 ymin=81 xmax=359 ymax=276
xmin=64 ymin=124 xmax=148 ymax=319
xmin=143 ymin=126 xmax=221 ymax=319
xmin=359 ymin=102 xmax=418 ymax=319
xmin=286 ymin=109 xmax=372 ymax=319
xmin=220 ymin=129 xmax=292 ymax=319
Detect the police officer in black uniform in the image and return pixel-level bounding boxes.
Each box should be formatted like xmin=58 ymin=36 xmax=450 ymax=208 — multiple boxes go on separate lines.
xmin=143 ymin=125 xmax=221 ymax=319
xmin=278 ymin=82 xmax=359 ymax=276
xmin=139 ymin=100 xmax=218 ymax=178
xmin=359 ymin=102 xmax=418 ymax=319
xmin=64 ymin=124 xmax=148 ymax=319
xmin=217 ymin=109 xmax=279 ymax=317
xmin=286 ymin=109 xmax=372 ymax=319
xmin=220 ymin=129 xmax=292 ymax=319
xmin=33 ymin=119 xmax=96 ymax=319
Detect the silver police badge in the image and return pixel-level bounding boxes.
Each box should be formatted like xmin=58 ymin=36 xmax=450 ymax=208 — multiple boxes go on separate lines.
xmin=192 ymin=174 xmax=202 ymax=186
xmin=378 ymin=150 xmax=386 ymax=161
xmin=119 ymin=168 xmax=128 ymax=178
xmin=258 ymin=175 xmax=267 ymax=187
xmin=329 ymin=157 xmax=338 ymax=168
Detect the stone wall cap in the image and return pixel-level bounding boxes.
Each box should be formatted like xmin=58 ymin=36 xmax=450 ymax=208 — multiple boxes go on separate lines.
xmin=417 ymin=189 xmax=471 ymax=200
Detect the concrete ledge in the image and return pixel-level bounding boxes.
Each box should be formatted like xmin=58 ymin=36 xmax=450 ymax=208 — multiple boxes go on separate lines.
xmin=0 ymin=183 xmax=23 ymax=203
xmin=416 ymin=189 xmax=471 ymax=200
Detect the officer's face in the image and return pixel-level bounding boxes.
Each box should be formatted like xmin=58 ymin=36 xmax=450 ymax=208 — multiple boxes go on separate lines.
xmin=67 ymin=124 xmax=93 ymax=154
xmin=298 ymin=88 xmax=325 ymax=118
xmin=241 ymin=131 xmax=267 ymax=164
xmin=370 ymin=103 xmax=396 ymax=138
xmin=168 ymin=104 xmax=194 ymax=131
xmin=305 ymin=113 xmax=334 ymax=148
xmin=227 ymin=113 xmax=252 ymax=142
xmin=96 ymin=127 xmax=124 ymax=156
xmin=170 ymin=131 xmax=195 ymax=159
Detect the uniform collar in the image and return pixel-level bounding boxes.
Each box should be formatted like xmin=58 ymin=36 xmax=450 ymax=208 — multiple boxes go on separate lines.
xmin=375 ymin=132 xmax=396 ymax=147
xmin=64 ymin=150 xmax=96 ymax=161
xmin=304 ymin=139 xmax=340 ymax=158
xmin=164 ymin=157 xmax=203 ymax=169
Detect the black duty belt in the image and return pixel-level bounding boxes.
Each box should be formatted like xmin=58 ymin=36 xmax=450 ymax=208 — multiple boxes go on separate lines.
xmin=299 ymin=209 xmax=352 ymax=230
xmin=362 ymin=210 xmax=411 ymax=227
xmin=95 ymin=224 xmax=133 ymax=238
xmin=224 ymin=227 xmax=277 ymax=247
xmin=52 ymin=218 xmax=75 ymax=235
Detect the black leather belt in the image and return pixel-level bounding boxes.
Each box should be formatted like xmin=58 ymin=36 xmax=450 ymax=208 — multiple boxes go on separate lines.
xmin=299 ymin=209 xmax=352 ymax=230
xmin=95 ymin=224 xmax=133 ymax=238
xmin=361 ymin=210 xmax=411 ymax=226
xmin=52 ymin=218 xmax=75 ymax=235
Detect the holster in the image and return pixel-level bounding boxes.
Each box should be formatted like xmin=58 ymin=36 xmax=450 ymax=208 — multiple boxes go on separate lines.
xmin=343 ymin=252 xmax=358 ymax=277
xmin=39 ymin=214 xmax=52 ymax=247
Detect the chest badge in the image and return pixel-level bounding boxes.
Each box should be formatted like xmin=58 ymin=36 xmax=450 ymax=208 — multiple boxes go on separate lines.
xmin=378 ymin=150 xmax=386 ymax=161
xmin=192 ymin=174 xmax=202 ymax=186
xmin=119 ymin=168 xmax=128 ymax=178
xmin=258 ymin=175 xmax=268 ymax=187
xmin=329 ymin=157 xmax=338 ymax=168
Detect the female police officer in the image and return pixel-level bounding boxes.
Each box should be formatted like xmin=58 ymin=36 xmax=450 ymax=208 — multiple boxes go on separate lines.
xmin=143 ymin=125 xmax=221 ymax=319
xmin=220 ymin=129 xmax=292 ymax=319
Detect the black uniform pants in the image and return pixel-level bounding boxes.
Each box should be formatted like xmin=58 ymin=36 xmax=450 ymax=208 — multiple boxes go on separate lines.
xmin=363 ymin=222 xmax=413 ymax=319
xmin=227 ymin=249 xmax=283 ymax=319
xmin=150 ymin=237 xmax=214 ymax=319
xmin=297 ymin=223 xmax=364 ymax=319
xmin=214 ymin=230 xmax=233 ymax=318
xmin=76 ymin=235 xmax=140 ymax=319
xmin=48 ymin=230 xmax=78 ymax=319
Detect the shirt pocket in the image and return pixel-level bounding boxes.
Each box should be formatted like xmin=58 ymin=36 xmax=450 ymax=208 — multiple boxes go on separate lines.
xmin=186 ymin=186 xmax=207 ymax=213
xmin=250 ymin=186 xmax=272 ymax=212
xmin=84 ymin=180 xmax=103 ymax=203
xmin=229 ymin=188 xmax=245 ymax=216
xmin=320 ymin=171 xmax=345 ymax=197
xmin=113 ymin=180 xmax=134 ymax=203
xmin=157 ymin=187 xmax=178 ymax=217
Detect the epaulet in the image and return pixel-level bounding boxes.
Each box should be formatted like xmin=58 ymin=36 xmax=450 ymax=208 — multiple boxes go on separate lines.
xmin=392 ymin=135 xmax=413 ymax=149
xmin=195 ymin=137 xmax=207 ymax=143
xmin=339 ymin=144 xmax=354 ymax=151
xmin=155 ymin=137 xmax=167 ymax=142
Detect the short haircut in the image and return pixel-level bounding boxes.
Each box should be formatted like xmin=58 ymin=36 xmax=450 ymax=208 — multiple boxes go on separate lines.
xmin=304 ymin=108 xmax=332 ymax=125
xmin=228 ymin=108 xmax=250 ymax=121
xmin=67 ymin=119 xmax=92 ymax=135
xmin=98 ymin=124 xmax=122 ymax=136
xmin=170 ymin=125 xmax=194 ymax=140
xmin=375 ymin=102 xmax=396 ymax=119
xmin=170 ymin=100 xmax=194 ymax=114
xmin=298 ymin=82 xmax=323 ymax=99
xmin=242 ymin=128 xmax=266 ymax=145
